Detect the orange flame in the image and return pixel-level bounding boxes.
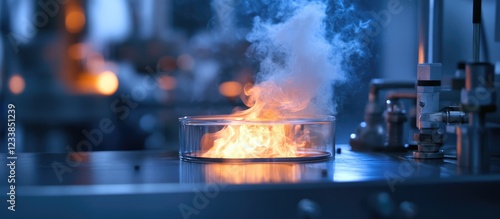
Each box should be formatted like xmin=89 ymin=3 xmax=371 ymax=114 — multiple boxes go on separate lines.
xmin=201 ymin=81 xmax=312 ymax=158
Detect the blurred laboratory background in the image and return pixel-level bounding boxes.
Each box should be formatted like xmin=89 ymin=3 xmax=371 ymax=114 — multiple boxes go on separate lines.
xmin=1 ymin=0 xmax=499 ymax=153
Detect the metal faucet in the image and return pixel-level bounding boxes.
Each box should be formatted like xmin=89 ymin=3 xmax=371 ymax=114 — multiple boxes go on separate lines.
xmin=413 ymin=63 xmax=445 ymax=159
xmin=385 ymin=93 xmax=416 ymax=149
xmin=350 ymin=79 xmax=414 ymax=151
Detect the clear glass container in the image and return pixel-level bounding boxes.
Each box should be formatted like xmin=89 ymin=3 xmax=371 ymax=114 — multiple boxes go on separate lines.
xmin=179 ymin=115 xmax=335 ymax=162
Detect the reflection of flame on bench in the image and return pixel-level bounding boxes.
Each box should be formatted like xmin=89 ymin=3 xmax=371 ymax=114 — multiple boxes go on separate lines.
xmin=204 ymin=163 xmax=302 ymax=184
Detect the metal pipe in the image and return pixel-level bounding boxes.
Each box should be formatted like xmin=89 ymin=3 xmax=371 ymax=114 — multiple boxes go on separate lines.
xmin=444 ymin=111 xmax=467 ymax=124
xmin=469 ymin=113 xmax=488 ymax=168
xmin=418 ymin=0 xmax=442 ymax=63
xmin=418 ymin=0 xmax=429 ymax=63
xmin=458 ymin=63 xmax=495 ymax=172
xmin=386 ymin=93 xmax=417 ymax=100
xmin=350 ymin=79 xmax=415 ymax=151
xmin=496 ymin=0 xmax=500 ymax=42
xmin=473 ymin=24 xmax=480 ymax=62
xmin=457 ymin=114 xmax=488 ymax=174
xmin=419 ymin=111 xmax=467 ymax=124
xmin=472 ymin=0 xmax=482 ymax=62
xmin=369 ymin=79 xmax=415 ymax=102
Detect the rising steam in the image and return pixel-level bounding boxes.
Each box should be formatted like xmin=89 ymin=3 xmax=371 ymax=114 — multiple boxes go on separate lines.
xmin=213 ymin=0 xmax=366 ymax=117
xmin=245 ymin=2 xmax=340 ymax=117
xmin=199 ymin=0 xmax=366 ymax=158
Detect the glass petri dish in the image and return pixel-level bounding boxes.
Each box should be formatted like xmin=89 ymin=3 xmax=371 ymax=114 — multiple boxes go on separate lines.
xmin=179 ymin=115 xmax=335 ymax=163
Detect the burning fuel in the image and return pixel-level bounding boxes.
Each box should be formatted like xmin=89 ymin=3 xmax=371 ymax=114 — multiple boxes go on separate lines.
xmin=201 ymin=0 xmax=365 ymax=159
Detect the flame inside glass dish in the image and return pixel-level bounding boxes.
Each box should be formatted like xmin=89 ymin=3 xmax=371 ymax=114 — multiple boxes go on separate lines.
xmin=179 ymin=114 xmax=334 ymax=161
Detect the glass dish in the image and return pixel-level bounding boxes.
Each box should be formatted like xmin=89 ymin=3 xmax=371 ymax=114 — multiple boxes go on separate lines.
xmin=179 ymin=115 xmax=335 ymax=162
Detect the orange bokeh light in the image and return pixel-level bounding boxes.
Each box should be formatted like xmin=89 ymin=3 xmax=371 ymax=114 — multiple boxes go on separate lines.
xmin=218 ymin=81 xmax=243 ymax=98
xmin=96 ymin=71 xmax=119 ymax=95
xmin=66 ymin=8 xmax=86 ymax=33
xmin=159 ymin=75 xmax=177 ymax=91
xmin=9 ymin=74 xmax=25 ymax=95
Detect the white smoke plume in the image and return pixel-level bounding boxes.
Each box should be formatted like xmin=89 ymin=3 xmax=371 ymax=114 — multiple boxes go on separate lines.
xmin=212 ymin=0 xmax=367 ymax=117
